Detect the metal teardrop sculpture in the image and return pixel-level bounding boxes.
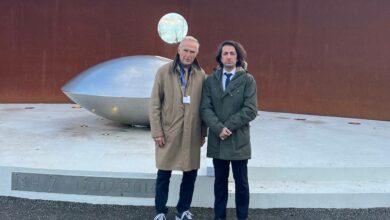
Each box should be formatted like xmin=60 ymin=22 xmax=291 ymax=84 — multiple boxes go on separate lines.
xmin=62 ymin=55 xmax=171 ymax=125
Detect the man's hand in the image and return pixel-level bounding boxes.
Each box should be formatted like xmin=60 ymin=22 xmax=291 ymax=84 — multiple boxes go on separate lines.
xmin=219 ymin=127 xmax=232 ymax=140
xmin=154 ymin=136 xmax=165 ymax=147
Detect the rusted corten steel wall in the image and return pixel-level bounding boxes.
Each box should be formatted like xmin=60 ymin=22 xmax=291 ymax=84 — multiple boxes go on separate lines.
xmin=1 ymin=0 xmax=389 ymax=120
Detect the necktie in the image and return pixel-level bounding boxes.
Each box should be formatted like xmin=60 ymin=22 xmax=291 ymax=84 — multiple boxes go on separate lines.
xmin=225 ymin=73 xmax=233 ymax=90
xmin=184 ymin=70 xmax=188 ymax=82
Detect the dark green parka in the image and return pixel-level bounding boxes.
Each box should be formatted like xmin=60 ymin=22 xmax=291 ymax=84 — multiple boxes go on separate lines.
xmin=201 ymin=67 xmax=257 ymax=160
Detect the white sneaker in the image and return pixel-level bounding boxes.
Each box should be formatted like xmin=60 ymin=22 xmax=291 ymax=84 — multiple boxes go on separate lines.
xmin=175 ymin=210 xmax=193 ymax=220
xmin=154 ymin=213 xmax=166 ymax=220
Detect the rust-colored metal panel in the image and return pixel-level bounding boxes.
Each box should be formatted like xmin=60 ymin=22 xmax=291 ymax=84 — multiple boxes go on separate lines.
xmin=1 ymin=0 xmax=390 ymax=120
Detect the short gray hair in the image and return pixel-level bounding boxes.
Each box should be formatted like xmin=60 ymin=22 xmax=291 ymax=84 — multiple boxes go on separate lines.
xmin=179 ymin=36 xmax=200 ymax=49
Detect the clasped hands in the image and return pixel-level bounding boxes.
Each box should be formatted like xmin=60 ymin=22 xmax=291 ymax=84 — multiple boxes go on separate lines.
xmin=219 ymin=127 xmax=232 ymax=140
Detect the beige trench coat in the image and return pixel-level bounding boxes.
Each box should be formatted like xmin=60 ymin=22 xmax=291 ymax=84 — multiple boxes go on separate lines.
xmin=149 ymin=56 xmax=206 ymax=171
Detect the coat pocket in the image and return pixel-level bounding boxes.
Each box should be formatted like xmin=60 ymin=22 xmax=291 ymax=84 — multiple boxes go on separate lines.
xmin=233 ymin=125 xmax=250 ymax=151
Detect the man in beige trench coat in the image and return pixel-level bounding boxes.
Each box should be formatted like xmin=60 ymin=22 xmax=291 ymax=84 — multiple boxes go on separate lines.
xmin=149 ymin=36 xmax=206 ymax=220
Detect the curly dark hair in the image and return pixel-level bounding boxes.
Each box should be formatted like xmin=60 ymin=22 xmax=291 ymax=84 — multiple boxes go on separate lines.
xmin=215 ymin=40 xmax=247 ymax=69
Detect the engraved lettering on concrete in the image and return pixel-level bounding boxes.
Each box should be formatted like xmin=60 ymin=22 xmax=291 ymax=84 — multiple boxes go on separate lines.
xmin=11 ymin=172 xmax=155 ymax=198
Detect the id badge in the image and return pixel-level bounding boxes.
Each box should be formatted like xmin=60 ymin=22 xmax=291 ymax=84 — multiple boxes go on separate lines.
xmin=183 ymin=96 xmax=191 ymax=104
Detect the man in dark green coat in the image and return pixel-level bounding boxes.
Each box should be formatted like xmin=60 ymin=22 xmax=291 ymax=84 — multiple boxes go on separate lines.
xmin=201 ymin=40 xmax=257 ymax=220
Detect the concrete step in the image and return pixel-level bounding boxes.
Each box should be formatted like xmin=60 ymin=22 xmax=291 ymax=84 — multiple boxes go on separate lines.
xmin=2 ymin=166 xmax=390 ymax=209
xmin=243 ymin=179 xmax=390 ymax=208
xmin=246 ymin=167 xmax=390 ymax=181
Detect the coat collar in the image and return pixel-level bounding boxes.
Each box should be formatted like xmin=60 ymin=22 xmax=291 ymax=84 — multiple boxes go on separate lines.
xmin=214 ymin=67 xmax=247 ymax=97
xmin=215 ymin=66 xmax=246 ymax=82
xmin=171 ymin=54 xmax=201 ymax=74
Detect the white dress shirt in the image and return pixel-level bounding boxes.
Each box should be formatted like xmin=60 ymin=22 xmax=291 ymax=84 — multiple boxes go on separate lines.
xmin=222 ymin=68 xmax=236 ymax=91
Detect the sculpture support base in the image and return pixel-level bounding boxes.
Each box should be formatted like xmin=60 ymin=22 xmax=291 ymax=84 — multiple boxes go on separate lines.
xmin=1 ymin=104 xmax=390 ymax=208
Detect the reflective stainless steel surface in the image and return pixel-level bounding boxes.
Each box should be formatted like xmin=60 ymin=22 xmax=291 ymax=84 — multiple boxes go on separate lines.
xmin=62 ymin=55 xmax=171 ymax=125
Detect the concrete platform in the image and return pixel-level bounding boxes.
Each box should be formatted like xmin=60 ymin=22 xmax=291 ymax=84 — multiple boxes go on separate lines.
xmin=1 ymin=104 xmax=390 ymax=208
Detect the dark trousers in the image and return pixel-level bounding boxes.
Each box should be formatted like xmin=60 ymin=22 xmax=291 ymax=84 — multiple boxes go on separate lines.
xmin=155 ymin=169 xmax=198 ymax=214
xmin=213 ymin=159 xmax=249 ymax=220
